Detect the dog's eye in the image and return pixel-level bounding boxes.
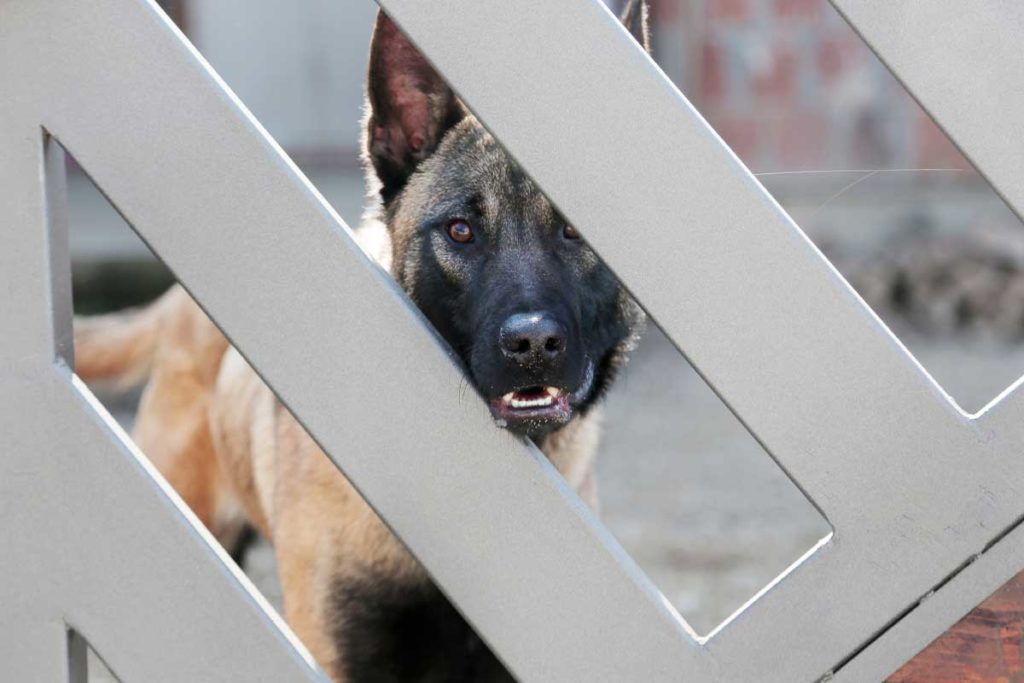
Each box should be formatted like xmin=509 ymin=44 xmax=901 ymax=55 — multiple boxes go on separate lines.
xmin=563 ymin=224 xmax=581 ymax=240
xmin=446 ymin=219 xmax=474 ymax=244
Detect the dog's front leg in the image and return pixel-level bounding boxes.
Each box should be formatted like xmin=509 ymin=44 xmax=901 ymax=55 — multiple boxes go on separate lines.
xmin=273 ymin=510 xmax=346 ymax=681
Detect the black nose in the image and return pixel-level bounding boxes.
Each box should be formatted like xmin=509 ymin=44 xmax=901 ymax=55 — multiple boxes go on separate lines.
xmin=499 ymin=312 xmax=567 ymax=365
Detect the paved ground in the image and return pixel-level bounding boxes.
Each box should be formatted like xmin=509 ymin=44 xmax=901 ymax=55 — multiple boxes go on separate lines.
xmin=73 ymin=167 xmax=1024 ymax=677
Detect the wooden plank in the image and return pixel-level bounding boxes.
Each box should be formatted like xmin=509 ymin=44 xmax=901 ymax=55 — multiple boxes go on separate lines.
xmin=887 ymin=570 xmax=1024 ymax=682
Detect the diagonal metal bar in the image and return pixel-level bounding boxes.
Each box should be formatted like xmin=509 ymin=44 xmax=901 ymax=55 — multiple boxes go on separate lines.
xmin=380 ymin=1 xmax=1024 ymax=679
xmin=0 ymin=372 xmax=330 ymax=682
xmin=0 ymin=121 xmax=326 ymax=680
xmin=835 ymin=517 xmax=1024 ymax=681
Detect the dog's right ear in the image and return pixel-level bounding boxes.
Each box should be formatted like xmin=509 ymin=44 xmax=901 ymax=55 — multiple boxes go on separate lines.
xmin=365 ymin=12 xmax=465 ymax=202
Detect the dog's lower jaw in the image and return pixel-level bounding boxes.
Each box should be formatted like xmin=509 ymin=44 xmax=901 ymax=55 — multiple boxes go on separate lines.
xmin=490 ymin=390 xmax=572 ymax=435
xmin=487 ymin=358 xmax=596 ymax=437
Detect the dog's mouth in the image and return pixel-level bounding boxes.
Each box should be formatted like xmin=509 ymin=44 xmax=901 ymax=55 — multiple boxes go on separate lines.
xmin=488 ymin=361 xmax=595 ymax=432
xmin=489 ymin=385 xmax=572 ymax=427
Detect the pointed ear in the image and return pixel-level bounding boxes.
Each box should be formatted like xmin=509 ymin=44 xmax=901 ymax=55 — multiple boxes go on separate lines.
xmin=365 ymin=12 xmax=465 ymax=201
xmin=619 ymin=0 xmax=652 ymax=55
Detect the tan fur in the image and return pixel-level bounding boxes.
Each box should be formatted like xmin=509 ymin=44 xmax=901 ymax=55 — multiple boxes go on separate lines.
xmin=74 ymin=230 xmax=600 ymax=680
xmin=74 ymin=287 xmax=182 ymax=389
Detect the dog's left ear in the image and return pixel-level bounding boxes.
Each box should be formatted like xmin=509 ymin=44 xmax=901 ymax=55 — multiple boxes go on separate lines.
xmin=365 ymin=12 xmax=465 ymax=202
xmin=619 ymin=0 xmax=652 ymax=55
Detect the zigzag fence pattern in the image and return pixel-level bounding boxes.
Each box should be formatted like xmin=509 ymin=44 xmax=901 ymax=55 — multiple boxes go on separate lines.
xmin=1 ymin=1 xmax=1021 ymax=680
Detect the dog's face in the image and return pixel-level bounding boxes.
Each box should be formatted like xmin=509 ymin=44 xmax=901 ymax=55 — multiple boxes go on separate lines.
xmin=388 ymin=124 xmax=641 ymax=437
xmin=365 ymin=15 xmax=643 ymax=438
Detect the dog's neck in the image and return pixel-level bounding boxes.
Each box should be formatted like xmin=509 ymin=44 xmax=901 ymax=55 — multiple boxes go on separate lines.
xmin=537 ymin=410 xmax=601 ymax=494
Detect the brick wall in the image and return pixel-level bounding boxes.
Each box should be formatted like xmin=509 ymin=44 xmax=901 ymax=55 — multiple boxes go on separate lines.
xmin=649 ymin=0 xmax=972 ymax=173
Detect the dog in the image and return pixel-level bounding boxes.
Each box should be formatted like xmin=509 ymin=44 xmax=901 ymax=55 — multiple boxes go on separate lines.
xmin=75 ymin=4 xmax=649 ymax=680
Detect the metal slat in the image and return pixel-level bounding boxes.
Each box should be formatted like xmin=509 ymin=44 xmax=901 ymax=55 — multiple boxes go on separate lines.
xmin=835 ymin=520 xmax=1024 ymax=681
xmin=0 ymin=117 xmax=326 ymax=683
xmin=0 ymin=372 xmax=329 ymax=682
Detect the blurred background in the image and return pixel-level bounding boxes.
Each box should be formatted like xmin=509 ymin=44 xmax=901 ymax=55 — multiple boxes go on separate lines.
xmin=73 ymin=0 xmax=1024 ymax=664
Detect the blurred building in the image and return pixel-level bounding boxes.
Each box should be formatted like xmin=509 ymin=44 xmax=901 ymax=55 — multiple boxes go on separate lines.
xmin=173 ymin=0 xmax=377 ymax=170
xmin=157 ymin=0 xmax=969 ymax=177
xmin=649 ymin=0 xmax=969 ymax=172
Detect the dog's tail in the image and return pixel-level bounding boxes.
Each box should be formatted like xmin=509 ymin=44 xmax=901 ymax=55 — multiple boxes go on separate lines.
xmin=73 ymin=287 xmax=177 ymax=390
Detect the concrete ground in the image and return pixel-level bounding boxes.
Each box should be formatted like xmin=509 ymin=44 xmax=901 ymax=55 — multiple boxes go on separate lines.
xmin=73 ymin=166 xmax=1024 ymax=678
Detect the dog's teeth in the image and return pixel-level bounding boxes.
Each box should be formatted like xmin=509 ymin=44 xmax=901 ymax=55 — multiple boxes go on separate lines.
xmin=506 ymin=391 xmax=557 ymax=409
xmin=545 ymin=387 xmax=560 ymax=397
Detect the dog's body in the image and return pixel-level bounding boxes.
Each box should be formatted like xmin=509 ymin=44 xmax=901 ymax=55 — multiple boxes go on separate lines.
xmin=76 ymin=6 xmax=648 ymax=681
xmin=79 ymin=275 xmax=600 ymax=681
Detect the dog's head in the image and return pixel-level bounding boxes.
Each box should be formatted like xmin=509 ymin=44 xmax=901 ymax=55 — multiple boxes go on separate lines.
xmin=364 ymin=6 xmax=648 ymax=438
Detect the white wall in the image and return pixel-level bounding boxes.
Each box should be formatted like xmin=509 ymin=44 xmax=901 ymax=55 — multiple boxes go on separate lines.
xmin=188 ymin=0 xmax=377 ymax=164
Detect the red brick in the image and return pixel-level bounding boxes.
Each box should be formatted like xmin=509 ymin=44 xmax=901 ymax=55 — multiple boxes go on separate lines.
xmin=701 ymin=40 xmax=726 ymax=101
xmin=708 ymin=113 xmax=762 ymax=164
xmin=887 ymin=570 xmax=1024 ymax=682
xmin=649 ymin=0 xmax=677 ymax=22
xmin=816 ymin=34 xmax=865 ymax=84
xmin=773 ymin=0 xmax=821 ymax=20
xmin=753 ymin=44 xmax=798 ymax=101
xmin=777 ymin=112 xmax=828 ymax=168
xmin=914 ymin=109 xmax=972 ymax=170
xmin=709 ymin=0 xmax=748 ymax=22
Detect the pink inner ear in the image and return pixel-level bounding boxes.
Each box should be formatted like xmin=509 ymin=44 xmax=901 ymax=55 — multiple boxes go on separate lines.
xmin=372 ymin=15 xmax=445 ymax=161
xmin=387 ymin=73 xmax=432 ymax=157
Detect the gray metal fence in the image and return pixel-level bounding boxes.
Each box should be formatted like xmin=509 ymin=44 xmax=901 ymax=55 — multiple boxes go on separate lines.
xmin=1 ymin=0 xmax=1022 ymax=680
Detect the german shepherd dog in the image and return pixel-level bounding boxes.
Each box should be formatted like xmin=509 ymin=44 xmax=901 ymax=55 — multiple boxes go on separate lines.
xmin=75 ymin=4 xmax=648 ymax=680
